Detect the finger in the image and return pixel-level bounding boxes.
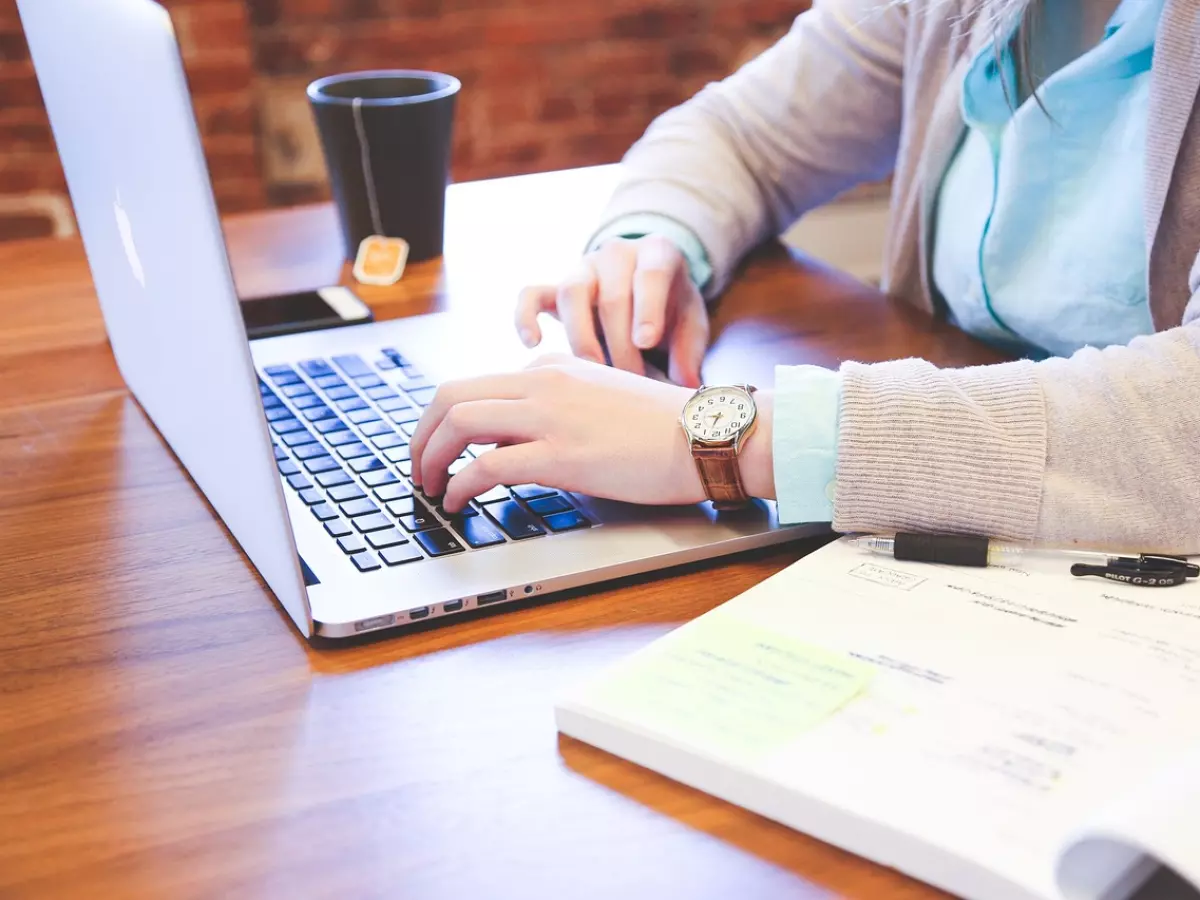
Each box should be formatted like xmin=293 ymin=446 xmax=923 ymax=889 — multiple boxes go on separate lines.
xmin=668 ymin=292 xmax=710 ymax=389
xmin=409 ymin=374 xmax=533 ymax=486
xmin=420 ymin=400 xmax=538 ymax=498
xmin=593 ymin=250 xmax=644 ymax=376
xmin=443 ymin=442 xmax=549 ymax=512
xmin=514 ymin=285 xmax=557 ymax=348
xmin=631 ymin=237 xmax=682 ymax=350
xmin=556 ymin=259 xmax=604 ymax=364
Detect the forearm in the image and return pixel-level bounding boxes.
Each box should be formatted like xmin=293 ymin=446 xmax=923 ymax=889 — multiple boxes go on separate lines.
xmin=831 ymin=316 xmax=1200 ymax=554
xmin=595 ymin=0 xmax=906 ymax=300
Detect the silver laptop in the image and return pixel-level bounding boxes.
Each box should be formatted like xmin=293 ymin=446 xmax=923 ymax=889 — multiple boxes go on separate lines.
xmin=18 ymin=0 xmax=819 ymax=640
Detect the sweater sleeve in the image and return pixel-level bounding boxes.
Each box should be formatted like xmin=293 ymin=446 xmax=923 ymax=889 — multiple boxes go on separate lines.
xmin=831 ymin=277 xmax=1200 ymax=555
xmin=589 ymin=0 xmax=907 ymax=300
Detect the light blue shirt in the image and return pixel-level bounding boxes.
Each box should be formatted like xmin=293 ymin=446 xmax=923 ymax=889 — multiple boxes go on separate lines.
xmin=595 ymin=0 xmax=1161 ymax=524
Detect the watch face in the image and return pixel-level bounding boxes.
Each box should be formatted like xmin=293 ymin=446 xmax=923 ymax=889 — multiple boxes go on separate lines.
xmin=682 ymin=386 xmax=756 ymax=443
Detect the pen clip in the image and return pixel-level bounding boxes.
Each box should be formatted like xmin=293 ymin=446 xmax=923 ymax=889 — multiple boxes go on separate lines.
xmin=1071 ymin=555 xmax=1196 ymax=588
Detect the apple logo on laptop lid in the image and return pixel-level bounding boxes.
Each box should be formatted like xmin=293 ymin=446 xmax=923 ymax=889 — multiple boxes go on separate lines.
xmin=114 ymin=191 xmax=146 ymax=289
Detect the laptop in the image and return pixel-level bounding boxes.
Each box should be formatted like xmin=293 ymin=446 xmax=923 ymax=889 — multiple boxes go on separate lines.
xmin=17 ymin=0 xmax=820 ymax=640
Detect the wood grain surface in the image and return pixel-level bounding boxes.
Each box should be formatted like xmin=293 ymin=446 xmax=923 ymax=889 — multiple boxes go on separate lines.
xmin=0 ymin=167 xmax=1014 ymax=900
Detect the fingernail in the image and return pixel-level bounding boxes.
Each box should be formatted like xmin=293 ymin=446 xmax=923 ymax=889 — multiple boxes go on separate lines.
xmin=634 ymin=324 xmax=656 ymax=348
xmin=518 ymin=328 xmax=535 ymax=347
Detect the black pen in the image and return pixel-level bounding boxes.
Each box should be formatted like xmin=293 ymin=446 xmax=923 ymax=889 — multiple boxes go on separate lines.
xmin=847 ymin=533 xmax=1199 ymax=587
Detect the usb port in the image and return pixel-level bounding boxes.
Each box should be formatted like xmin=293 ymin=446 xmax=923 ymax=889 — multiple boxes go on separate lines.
xmin=477 ymin=589 xmax=508 ymax=606
xmin=409 ymin=607 xmax=429 ymax=620
xmin=443 ymin=599 xmax=463 ymax=613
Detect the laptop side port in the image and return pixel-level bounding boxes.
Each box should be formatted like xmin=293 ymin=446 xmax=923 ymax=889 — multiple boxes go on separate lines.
xmin=443 ymin=599 xmax=464 ymax=613
xmin=409 ymin=607 xmax=430 ymax=620
xmin=476 ymin=589 xmax=508 ymax=606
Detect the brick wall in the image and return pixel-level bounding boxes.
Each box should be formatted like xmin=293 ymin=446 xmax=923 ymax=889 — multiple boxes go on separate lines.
xmin=0 ymin=0 xmax=806 ymax=241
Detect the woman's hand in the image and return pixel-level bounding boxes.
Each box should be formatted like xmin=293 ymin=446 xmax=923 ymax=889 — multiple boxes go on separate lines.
xmin=410 ymin=355 xmax=775 ymax=513
xmin=513 ymin=236 xmax=710 ymax=388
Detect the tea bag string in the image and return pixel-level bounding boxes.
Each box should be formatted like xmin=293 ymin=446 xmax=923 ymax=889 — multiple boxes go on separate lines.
xmin=352 ymin=97 xmax=384 ymax=236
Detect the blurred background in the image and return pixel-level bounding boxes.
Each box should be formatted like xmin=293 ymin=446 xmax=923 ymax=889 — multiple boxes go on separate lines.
xmin=0 ymin=0 xmax=810 ymax=242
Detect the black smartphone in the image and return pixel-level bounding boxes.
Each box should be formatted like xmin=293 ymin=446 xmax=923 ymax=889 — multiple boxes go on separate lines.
xmin=240 ymin=286 xmax=373 ymax=339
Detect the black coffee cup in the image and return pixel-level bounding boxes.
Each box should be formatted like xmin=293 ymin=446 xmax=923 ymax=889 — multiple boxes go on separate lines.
xmin=307 ymin=69 xmax=461 ymax=263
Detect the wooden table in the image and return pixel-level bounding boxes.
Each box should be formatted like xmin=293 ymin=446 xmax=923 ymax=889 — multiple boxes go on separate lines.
xmin=0 ymin=167 xmax=1008 ymax=899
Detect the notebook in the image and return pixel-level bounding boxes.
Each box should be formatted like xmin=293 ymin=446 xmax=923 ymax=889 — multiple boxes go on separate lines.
xmin=554 ymin=537 xmax=1200 ymax=900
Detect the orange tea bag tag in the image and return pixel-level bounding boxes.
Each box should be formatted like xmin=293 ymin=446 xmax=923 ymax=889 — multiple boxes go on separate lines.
xmin=353 ymin=235 xmax=409 ymax=286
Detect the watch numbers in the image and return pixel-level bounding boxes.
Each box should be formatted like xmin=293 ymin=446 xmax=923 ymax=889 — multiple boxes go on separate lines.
xmin=686 ymin=388 xmax=753 ymax=442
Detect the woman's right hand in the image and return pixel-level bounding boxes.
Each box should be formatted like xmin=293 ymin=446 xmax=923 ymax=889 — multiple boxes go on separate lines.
xmin=513 ymin=235 xmax=710 ymax=388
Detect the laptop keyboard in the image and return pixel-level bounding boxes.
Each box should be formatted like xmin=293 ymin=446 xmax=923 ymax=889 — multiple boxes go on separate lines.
xmin=258 ymin=348 xmax=591 ymax=572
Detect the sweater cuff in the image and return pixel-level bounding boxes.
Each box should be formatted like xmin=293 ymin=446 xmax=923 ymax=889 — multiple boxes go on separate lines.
xmin=832 ymin=357 xmax=1047 ymax=541
xmin=772 ymin=364 xmax=842 ymax=524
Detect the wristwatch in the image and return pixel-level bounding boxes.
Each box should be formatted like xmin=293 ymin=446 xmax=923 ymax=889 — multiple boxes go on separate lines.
xmin=680 ymin=383 xmax=758 ymax=510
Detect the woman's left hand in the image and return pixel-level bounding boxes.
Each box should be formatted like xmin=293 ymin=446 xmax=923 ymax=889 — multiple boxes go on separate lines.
xmin=409 ymin=355 xmax=716 ymax=512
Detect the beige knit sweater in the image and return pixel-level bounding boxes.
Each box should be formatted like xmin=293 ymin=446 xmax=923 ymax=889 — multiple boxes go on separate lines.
xmin=594 ymin=0 xmax=1200 ymax=554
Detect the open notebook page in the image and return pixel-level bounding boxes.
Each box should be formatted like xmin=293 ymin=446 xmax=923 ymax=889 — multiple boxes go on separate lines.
xmin=557 ymin=538 xmax=1200 ymax=900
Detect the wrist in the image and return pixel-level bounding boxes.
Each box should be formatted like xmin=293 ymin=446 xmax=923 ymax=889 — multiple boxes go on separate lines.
xmin=740 ymin=389 xmax=775 ymax=500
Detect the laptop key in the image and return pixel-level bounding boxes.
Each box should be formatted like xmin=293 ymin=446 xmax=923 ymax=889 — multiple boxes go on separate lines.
xmin=354 ymin=374 xmax=385 ymax=389
xmin=324 ymin=385 xmax=357 ymax=402
xmin=277 ymin=458 xmax=301 ymax=476
xmin=340 ymin=498 xmax=380 ymax=518
xmin=361 ymin=469 xmax=398 ymax=488
xmin=527 ymin=494 xmax=573 ymax=516
xmin=348 ymin=408 xmax=381 ymax=425
xmin=324 ymin=518 xmax=353 ymax=538
xmin=476 ymin=485 xmax=511 ymax=505
xmin=304 ymin=456 xmax=342 ymax=475
xmin=544 ymin=510 xmax=590 ymax=532
xmin=390 ymin=409 xmax=422 ymax=426
xmin=325 ymin=429 xmax=359 ymax=447
xmin=384 ymin=445 xmax=411 ymax=464
xmin=303 ymin=406 xmax=336 ymax=422
xmin=366 ymin=528 xmax=409 ymax=550
xmin=270 ymin=417 xmax=304 ymax=435
xmin=332 ymin=354 xmax=372 ymax=378
xmin=377 ymin=396 xmax=412 ymax=413
xmin=349 ymin=455 xmax=384 ymax=474
xmin=290 ymin=392 xmax=323 ymax=408
xmin=265 ymin=405 xmax=292 ymax=422
xmin=314 ymin=374 xmax=345 ymax=390
xmin=380 ymin=544 xmax=423 ymax=566
xmin=360 ymin=420 xmax=394 ymax=438
xmin=281 ymin=428 xmax=317 ymax=446
xmin=273 ymin=444 xmax=288 ymax=460
xmin=310 ymin=502 xmax=338 ymax=522
xmin=375 ymin=482 xmax=412 ymax=502
xmin=313 ymin=418 xmax=345 ymax=435
xmin=396 ymin=460 xmax=413 ymax=476
xmin=337 ymin=535 xmax=366 ymax=554
xmin=372 ymin=433 xmax=406 ymax=450
xmin=328 ymin=483 xmax=366 ymax=503
xmin=316 ymin=469 xmax=354 ymax=488
xmin=407 ymin=386 xmax=437 ymax=406
xmin=399 ymin=421 xmax=419 ymax=437
xmin=337 ymin=442 xmax=374 ymax=460
xmin=511 ymin=484 xmax=556 ymax=501
xmin=455 ymin=516 xmax=506 ymax=549
xmin=365 ymin=385 xmax=397 ymax=400
xmin=264 ymin=363 xmax=298 ymax=378
xmin=298 ymin=488 xmax=323 ymax=506
xmin=397 ymin=502 xmax=438 ymax=533
xmin=487 ymin=500 xmax=546 ymax=540
xmin=286 ymin=473 xmax=313 ymax=491
xmin=414 ymin=528 xmax=465 ymax=557
xmin=352 ymin=552 xmax=382 ymax=572
xmin=336 ymin=397 xmax=368 ymax=413
xmin=352 ymin=513 xmax=393 ymax=533
xmin=293 ymin=442 xmax=328 ymax=461
xmin=438 ymin=502 xmax=478 ymax=518
xmin=300 ymin=359 xmax=334 ymax=377
xmin=386 ymin=497 xmax=418 ymax=517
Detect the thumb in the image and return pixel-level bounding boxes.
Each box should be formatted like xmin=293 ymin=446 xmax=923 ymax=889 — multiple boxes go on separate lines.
xmin=668 ymin=292 xmax=709 ymax=389
xmin=515 ymin=285 xmax=557 ymax=348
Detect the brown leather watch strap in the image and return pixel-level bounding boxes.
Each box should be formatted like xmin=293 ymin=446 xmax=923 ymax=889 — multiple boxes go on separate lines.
xmin=692 ymin=445 xmax=749 ymax=510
